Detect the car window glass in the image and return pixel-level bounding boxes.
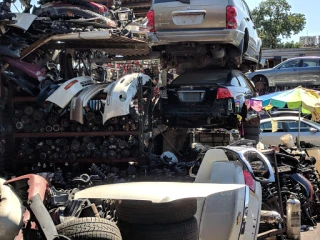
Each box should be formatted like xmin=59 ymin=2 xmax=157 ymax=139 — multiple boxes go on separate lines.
xmin=260 ymin=121 xmax=285 ymax=132
xmin=287 ymin=121 xmax=310 ymax=132
xmin=236 ymin=74 xmax=248 ymax=87
xmin=302 ymin=59 xmax=320 ymax=67
xmin=278 ymin=59 xmax=300 ymax=69
xmin=242 ymin=0 xmax=252 ymax=18
xmin=231 ymin=76 xmax=240 ymax=86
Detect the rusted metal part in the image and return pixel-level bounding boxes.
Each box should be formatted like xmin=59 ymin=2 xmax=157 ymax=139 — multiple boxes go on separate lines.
xmin=121 ymin=1 xmax=151 ymax=8
xmin=13 ymin=131 xmax=139 ymax=138
xmin=257 ymin=228 xmax=286 ymax=240
xmin=27 ymin=193 xmax=59 ymax=240
xmin=4 ymin=174 xmax=49 ymax=202
xmin=4 ymin=174 xmax=49 ymax=240
xmin=51 ymin=157 xmax=141 ymax=164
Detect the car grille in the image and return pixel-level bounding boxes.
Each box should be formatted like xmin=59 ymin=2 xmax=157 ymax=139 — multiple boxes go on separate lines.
xmin=177 ymin=90 xmax=205 ymax=102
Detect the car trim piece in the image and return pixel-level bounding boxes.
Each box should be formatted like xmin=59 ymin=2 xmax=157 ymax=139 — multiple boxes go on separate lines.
xmin=102 ymin=73 xmax=151 ymax=123
xmin=46 ymin=76 xmax=94 ymax=109
xmin=74 ymin=182 xmax=246 ymax=203
xmin=70 ymin=83 xmax=108 ymax=124
xmin=214 ymin=146 xmax=275 ymax=183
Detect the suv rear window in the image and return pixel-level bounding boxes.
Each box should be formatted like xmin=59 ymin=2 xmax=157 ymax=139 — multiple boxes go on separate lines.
xmin=170 ymin=70 xmax=230 ymax=85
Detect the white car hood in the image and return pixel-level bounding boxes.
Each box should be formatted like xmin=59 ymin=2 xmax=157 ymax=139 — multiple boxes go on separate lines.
xmin=74 ymin=182 xmax=245 ymax=203
xmin=46 ymin=76 xmax=94 ymax=109
xmin=103 ymin=73 xmax=151 ymax=123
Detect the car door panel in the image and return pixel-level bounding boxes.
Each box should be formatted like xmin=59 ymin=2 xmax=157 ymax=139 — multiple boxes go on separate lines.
xmin=153 ymin=0 xmax=228 ymax=31
xmin=273 ymin=59 xmax=301 ymax=86
xmin=299 ymin=59 xmax=320 ymax=86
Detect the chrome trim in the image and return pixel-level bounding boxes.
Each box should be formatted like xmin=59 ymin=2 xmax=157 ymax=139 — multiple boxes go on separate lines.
xmin=214 ymin=146 xmax=275 ymax=183
xmin=239 ymin=186 xmax=249 ymax=240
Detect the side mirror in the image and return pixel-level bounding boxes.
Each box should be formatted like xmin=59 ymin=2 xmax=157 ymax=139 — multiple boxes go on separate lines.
xmin=310 ymin=127 xmax=317 ymax=133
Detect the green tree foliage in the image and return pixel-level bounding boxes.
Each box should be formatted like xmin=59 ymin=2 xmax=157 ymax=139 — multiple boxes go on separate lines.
xmin=277 ymin=41 xmax=302 ymax=49
xmin=252 ymin=0 xmax=306 ymax=49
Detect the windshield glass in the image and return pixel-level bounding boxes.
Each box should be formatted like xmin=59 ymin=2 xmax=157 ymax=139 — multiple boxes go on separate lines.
xmin=304 ymin=118 xmax=320 ymax=128
xmin=171 ymin=69 xmax=230 ymax=85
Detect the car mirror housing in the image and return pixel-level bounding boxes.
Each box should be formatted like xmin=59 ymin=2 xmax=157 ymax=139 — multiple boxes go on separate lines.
xmin=310 ymin=127 xmax=317 ymax=133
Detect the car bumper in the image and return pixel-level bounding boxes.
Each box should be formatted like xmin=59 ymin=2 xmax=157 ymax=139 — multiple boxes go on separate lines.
xmin=148 ymin=29 xmax=244 ymax=47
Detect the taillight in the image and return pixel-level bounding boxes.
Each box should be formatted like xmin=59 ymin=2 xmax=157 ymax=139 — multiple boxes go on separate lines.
xmin=243 ymin=170 xmax=255 ymax=192
xmin=64 ymin=80 xmax=78 ymax=90
xmin=146 ymin=10 xmax=155 ymax=32
xmin=226 ymin=5 xmax=238 ymax=29
xmin=216 ymin=88 xmax=232 ymax=99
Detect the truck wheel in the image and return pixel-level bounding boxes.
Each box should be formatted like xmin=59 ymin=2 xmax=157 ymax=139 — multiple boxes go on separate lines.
xmin=118 ymin=217 xmax=198 ymax=240
xmin=56 ymin=217 xmax=122 ymax=240
xmin=115 ymin=198 xmax=197 ymax=224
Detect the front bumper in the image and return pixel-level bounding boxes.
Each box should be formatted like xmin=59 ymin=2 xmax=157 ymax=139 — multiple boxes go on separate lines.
xmin=148 ymin=29 xmax=244 ymax=47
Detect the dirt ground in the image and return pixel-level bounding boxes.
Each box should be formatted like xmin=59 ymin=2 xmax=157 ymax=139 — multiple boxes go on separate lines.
xmin=301 ymin=223 xmax=320 ymax=240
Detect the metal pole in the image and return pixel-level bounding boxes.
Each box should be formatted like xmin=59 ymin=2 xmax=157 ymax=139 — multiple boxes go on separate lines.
xmin=273 ymin=149 xmax=285 ymax=239
xmin=298 ymin=107 xmax=301 ymax=149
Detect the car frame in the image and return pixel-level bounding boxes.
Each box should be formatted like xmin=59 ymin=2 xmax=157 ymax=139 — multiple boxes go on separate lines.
xmin=260 ymin=116 xmax=320 ymax=146
xmin=246 ymin=56 xmax=320 ymax=95
xmin=146 ymin=0 xmax=262 ymax=72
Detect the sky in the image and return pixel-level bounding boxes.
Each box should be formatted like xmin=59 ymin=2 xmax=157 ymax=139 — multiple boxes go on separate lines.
xmin=10 ymin=0 xmax=318 ymax=43
xmin=245 ymin=0 xmax=319 ymax=42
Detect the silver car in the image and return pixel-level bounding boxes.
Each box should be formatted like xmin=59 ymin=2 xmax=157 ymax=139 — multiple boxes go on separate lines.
xmin=146 ymin=0 xmax=262 ymax=70
xmin=260 ymin=116 xmax=320 ymax=146
xmin=247 ymin=56 xmax=320 ymax=94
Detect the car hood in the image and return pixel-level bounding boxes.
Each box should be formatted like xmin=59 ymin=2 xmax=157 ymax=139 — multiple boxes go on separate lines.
xmin=74 ymin=182 xmax=246 ymax=203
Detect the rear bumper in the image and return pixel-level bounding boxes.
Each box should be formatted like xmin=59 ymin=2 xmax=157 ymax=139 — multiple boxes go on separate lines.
xmin=148 ymin=29 xmax=244 ymax=47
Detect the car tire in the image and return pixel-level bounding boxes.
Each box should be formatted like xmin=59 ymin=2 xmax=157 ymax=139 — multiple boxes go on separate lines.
xmin=56 ymin=217 xmax=122 ymax=240
xmin=115 ymin=198 xmax=197 ymax=224
xmin=117 ymin=217 xmax=198 ymax=240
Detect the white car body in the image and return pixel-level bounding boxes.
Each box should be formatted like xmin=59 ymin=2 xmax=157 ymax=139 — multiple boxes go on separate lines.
xmin=76 ymin=148 xmax=275 ymax=240
xmin=102 ymin=73 xmax=151 ymax=123
xmin=46 ymin=76 xmax=94 ymax=109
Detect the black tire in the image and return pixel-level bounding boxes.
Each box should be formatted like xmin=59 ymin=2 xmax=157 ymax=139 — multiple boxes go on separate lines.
xmin=115 ymin=198 xmax=197 ymax=224
xmin=118 ymin=217 xmax=198 ymax=240
xmin=56 ymin=217 xmax=122 ymax=240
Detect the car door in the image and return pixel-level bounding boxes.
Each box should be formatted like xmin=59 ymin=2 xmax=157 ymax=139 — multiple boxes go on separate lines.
xmin=272 ymin=59 xmax=302 ymax=86
xmin=285 ymin=120 xmax=320 ymax=145
xmin=241 ymin=0 xmax=258 ymax=56
xmin=260 ymin=120 xmax=286 ymax=146
xmin=152 ymin=0 xmax=227 ymax=32
xmin=299 ymin=58 xmax=320 ymax=86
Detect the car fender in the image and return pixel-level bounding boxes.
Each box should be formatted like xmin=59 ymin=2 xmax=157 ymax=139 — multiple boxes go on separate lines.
xmin=46 ymin=76 xmax=94 ymax=109
xmin=70 ymin=83 xmax=108 ymax=124
xmin=102 ymin=73 xmax=152 ymax=123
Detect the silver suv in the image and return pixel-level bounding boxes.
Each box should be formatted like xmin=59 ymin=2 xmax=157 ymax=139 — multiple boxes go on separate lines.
xmin=146 ymin=0 xmax=262 ymax=71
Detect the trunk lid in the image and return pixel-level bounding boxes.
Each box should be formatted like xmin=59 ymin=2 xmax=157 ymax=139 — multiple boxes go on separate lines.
xmin=152 ymin=0 xmax=228 ymax=31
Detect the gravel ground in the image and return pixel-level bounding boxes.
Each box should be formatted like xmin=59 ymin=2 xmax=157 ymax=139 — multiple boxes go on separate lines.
xmin=301 ymin=223 xmax=320 ymax=240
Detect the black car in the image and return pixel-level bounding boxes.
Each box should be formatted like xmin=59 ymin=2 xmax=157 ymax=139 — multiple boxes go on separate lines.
xmin=157 ymin=68 xmax=257 ymax=129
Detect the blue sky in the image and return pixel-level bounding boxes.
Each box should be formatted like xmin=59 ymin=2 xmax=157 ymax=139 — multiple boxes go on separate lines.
xmin=246 ymin=0 xmax=319 ymax=42
xmin=11 ymin=0 xmax=317 ymax=42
